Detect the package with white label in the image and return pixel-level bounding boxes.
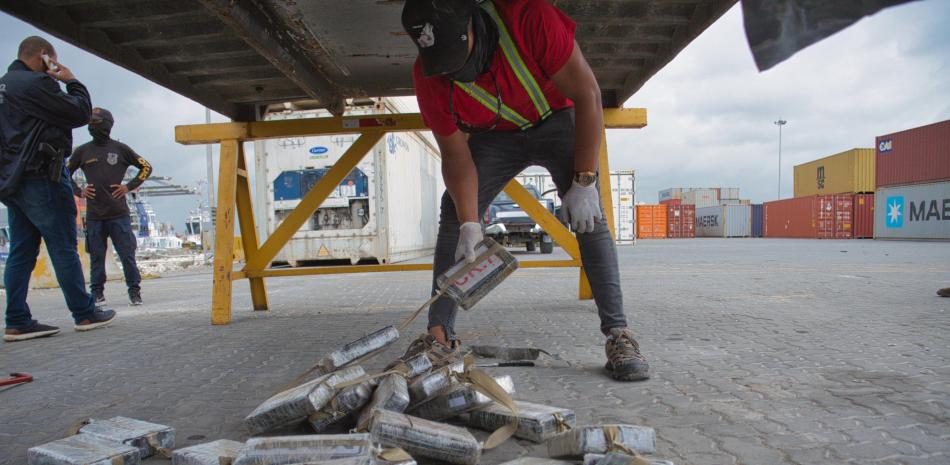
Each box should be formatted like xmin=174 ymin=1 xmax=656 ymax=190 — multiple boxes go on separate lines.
xmin=407 ymin=361 xmax=464 ymax=406
xmin=28 ymin=433 xmax=141 ymax=465
xmin=467 ymin=399 xmax=574 ymax=442
xmin=388 ymin=352 xmax=433 ymax=380
xmin=368 ymin=409 xmax=480 ymax=465
xmin=318 ymin=326 xmax=400 ymax=373
xmin=410 ymin=375 xmax=514 ymax=421
xmin=79 ymin=416 xmax=175 ymax=459
xmin=232 ymin=434 xmax=374 ymax=465
xmin=583 ymin=453 xmax=673 ymax=465
xmin=548 ymin=425 xmax=656 ymax=458
xmin=171 ymin=439 xmax=245 ymax=465
xmin=245 ymin=365 xmax=366 ymax=434
xmin=308 ymin=380 xmax=374 ymax=432
xmin=356 ymin=373 xmax=410 ymax=431
xmin=435 ymin=238 xmax=517 ymax=310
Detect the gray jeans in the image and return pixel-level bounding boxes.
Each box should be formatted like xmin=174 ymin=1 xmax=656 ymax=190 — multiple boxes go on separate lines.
xmin=429 ymin=109 xmax=627 ymax=339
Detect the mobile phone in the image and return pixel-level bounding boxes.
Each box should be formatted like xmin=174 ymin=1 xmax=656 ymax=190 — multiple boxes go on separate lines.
xmin=41 ymin=54 xmax=58 ymax=72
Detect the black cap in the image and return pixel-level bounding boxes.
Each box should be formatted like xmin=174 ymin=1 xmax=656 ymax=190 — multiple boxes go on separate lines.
xmin=402 ymin=0 xmax=478 ymax=76
xmin=90 ymin=107 xmax=114 ymax=124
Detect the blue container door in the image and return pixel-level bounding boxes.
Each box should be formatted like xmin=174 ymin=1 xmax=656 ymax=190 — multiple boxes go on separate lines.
xmin=751 ymin=204 xmax=764 ymax=237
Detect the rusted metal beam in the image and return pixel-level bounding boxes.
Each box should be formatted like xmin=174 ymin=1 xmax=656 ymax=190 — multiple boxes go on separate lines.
xmin=196 ymin=0 xmax=346 ymax=116
xmin=0 ymin=0 xmax=245 ymax=120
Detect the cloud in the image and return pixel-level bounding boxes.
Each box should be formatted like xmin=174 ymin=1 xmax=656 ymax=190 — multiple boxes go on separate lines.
xmin=612 ymin=1 xmax=950 ymax=204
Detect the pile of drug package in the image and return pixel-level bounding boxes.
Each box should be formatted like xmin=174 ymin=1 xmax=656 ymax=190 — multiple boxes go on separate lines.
xmin=27 ymin=240 xmax=672 ymax=465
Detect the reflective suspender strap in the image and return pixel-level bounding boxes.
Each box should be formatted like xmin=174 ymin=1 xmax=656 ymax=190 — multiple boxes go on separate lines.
xmin=481 ymin=1 xmax=553 ymax=120
xmin=455 ymin=82 xmax=534 ymax=129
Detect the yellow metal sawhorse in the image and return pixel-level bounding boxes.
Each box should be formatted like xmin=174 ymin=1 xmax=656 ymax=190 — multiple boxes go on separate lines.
xmin=175 ymin=108 xmax=646 ymax=324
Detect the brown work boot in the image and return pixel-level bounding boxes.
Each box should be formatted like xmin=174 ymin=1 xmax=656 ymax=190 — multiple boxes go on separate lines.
xmin=604 ymin=327 xmax=650 ymax=381
xmin=388 ymin=334 xmax=462 ymax=371
xmin=938 ymin=287 xmax=950 ymax=297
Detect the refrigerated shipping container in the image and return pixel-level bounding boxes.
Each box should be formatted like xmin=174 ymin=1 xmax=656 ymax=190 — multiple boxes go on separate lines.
xmin=876 ymin=120 xmax=950 ymax=188
xmin=682 ymin=189 xmax=719 ymax=209
xmin=636 ymin=205 xmax=667 ymax=238
xmin=874 ymin=181 xmax=950 ymax=240
xmin=666 ymin=204 xmax=695 ymax=238
xmin=794 ymin=148 xmax=875 ymax=197
xmin=764 ymin=197 xmax=817 ymax=238
xmin=695 ymin=205 xmax=751 ymax=237
xmin=751 ymin=204 xmax=763 ymax=237
xmin=817 ymin=194 xmax=853 ymax=239
xmin=853 ymin=193 xmax=874 ymax=238
xmin=254 ymin=99 xmax=445 ymax=265
xmin=610 ymin=170 xmax=636 ymax=243
xmin=515 ymin=170 xmax=636 ymax=243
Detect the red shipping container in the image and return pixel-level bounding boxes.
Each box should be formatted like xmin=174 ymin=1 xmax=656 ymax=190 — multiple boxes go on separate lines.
xmin=666 ymin=204 xmax=695 ymax=238
xmin=764 ymin=196 xmax=818 ymax=238
xmin=853 ymin=193 xmax=874 ymax=238
xmin=876 ymin=119 xmax=950 ymax=188
xmin=659 ymin=198 xmax=681 ymax=206
xmin=817 ymin=194 xmax=853 ymax=239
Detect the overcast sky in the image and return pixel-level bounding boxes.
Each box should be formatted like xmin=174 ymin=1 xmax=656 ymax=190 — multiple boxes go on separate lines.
xmin=2 ymin=1 xmax=948 ymax=231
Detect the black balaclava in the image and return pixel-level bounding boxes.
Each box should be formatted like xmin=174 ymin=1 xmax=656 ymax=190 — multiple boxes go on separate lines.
xmin=88 ymin=107 xmax=114 ymax=144
xmin=448 ymin=8 xmax=499 ymax=83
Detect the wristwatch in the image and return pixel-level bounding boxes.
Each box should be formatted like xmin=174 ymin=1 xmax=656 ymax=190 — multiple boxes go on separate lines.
xmin=574 ymin=171 xmax=598 ymax=187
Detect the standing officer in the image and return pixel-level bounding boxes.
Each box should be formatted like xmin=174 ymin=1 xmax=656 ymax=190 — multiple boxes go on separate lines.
xmin=69 ymin=107 xmax=151 ymax=306
xmin=0 ymin=36 xmax=116 ymax=342
xmin=399 ymin=0 xmax=649 ymax=380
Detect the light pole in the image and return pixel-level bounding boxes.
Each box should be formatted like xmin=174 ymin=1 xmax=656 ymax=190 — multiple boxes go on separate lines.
xmin=774 ymin=119 xmax=787 ymax=199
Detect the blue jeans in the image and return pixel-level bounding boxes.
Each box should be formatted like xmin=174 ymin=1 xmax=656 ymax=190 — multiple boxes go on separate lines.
xmin=2 ymin=171 xmax=97 ymax=329
xmin=429 ymin=109 xmax=626 ymax=339
xmin=86 ymin=217 xmax=141 ymax=294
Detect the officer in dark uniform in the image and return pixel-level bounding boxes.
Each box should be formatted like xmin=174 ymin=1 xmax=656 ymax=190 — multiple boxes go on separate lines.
xmin=0 ymin=36 xmax=116 ymax=342
xmin=69 ymin=108 xmax=152 ymax=306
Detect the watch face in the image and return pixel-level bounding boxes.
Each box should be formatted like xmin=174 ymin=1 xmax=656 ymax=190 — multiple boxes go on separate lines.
xmin=576 ymin=173 xmax=597 ymax=186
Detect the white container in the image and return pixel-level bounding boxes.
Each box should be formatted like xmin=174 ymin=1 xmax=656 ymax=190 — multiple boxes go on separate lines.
xmin=720 ymin=187 xmax=740 ymax=200
xmin=254 ymin=98 xmax=445 ymax=265
xmin=874 ymin=180 xmax=950 ymax=240
xmin=658 ymin=188 xmax=683 ymax=202
xmin=695 ymin=205 xmax=752 ymax=237
xmin=681 ymin=189 xmax=719 ymax=209
xmin=514 ymin=170 xmax=636 ymax=244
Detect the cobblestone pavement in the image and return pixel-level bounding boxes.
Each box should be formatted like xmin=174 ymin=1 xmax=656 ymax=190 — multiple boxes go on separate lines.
xmin=1 ymin=239 xmax=948 ymax=465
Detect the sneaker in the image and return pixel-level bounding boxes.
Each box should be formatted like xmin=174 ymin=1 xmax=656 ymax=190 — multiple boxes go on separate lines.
xmin=387 ymin=334 xmax=462 ymax=371
xmin=129 ymin=291 xmax=143 ymax=306
xmin=604 ymin=327 xmax=650 ymax=381
xmin=3 ymin=322 xmax=61 ymax=342
xmin=74 ymin=309 xmax=117 ymax=331
xmin=938 ymin=288 xmax=950 ymax=297
xmin=92 ymin=292 xmax=105 ymax=304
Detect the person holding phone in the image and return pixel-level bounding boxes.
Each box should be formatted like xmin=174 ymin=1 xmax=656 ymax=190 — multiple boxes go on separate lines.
xmin=0 ymin=36 xmax=116 ymax=342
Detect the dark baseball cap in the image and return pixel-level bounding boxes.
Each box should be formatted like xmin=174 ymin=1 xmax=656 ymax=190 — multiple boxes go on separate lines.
xmin=90 ymin=107 xmax=113 ymax=124
xmin=402 ymin=0 xmax=478 ymax=76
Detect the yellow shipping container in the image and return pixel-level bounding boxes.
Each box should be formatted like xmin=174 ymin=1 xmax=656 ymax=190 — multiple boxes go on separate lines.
xmin=793 ymin=148 xmax=875 ymax=197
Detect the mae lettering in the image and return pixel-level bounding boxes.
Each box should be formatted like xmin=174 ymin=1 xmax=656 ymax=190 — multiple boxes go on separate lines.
xmin=452 ymin=256 xmax=503 ymax=293
xmin=0 ymin=83 xmax=6 ymax=104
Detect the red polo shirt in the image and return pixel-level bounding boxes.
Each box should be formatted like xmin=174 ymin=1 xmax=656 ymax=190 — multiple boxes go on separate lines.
xmin=413 ymin=0 xmax=577 ymax=136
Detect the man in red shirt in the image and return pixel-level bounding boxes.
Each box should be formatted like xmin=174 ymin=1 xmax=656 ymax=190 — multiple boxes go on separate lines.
xmin=400 ymin=0 xmax=649 ymax=381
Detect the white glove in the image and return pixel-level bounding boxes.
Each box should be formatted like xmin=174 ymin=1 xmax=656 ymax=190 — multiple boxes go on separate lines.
xmin=559 ymin=180 xmax=602 ymax=234
xmin=456 ymin=222 xmax=483 ymax=263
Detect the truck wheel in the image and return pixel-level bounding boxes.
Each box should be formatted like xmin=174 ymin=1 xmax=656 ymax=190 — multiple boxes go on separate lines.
xmin=525 ymin=241 xmax=536 ymax=252
xmin=540 ymin=240 xmax=554 ymax=254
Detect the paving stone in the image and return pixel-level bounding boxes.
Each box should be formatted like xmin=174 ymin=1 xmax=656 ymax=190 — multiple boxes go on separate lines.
xmin=2 ymin=239 xmax=949 ymax=465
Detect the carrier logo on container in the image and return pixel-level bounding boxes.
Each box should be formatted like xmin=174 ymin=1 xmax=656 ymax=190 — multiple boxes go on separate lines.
xmin=697 ymin=215 xmax=719 ymax=227
xmin=886 ymin=196 xmax=904 ymax=228
xmin=387 ymin=134 xmax=409 ymax=154
xmin=309 ymin=146 xmax=328 ymax=155
xmin=878 ymin=139 xmax=893 ymax=153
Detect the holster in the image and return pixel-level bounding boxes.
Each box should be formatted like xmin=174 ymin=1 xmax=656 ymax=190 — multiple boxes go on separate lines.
xmin=38 ymin=142 xmax=65 ymax=182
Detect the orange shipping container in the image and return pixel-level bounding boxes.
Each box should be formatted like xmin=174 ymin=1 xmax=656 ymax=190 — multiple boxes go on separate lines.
xmin=636 ymin=205 xmax=667 ymax=238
